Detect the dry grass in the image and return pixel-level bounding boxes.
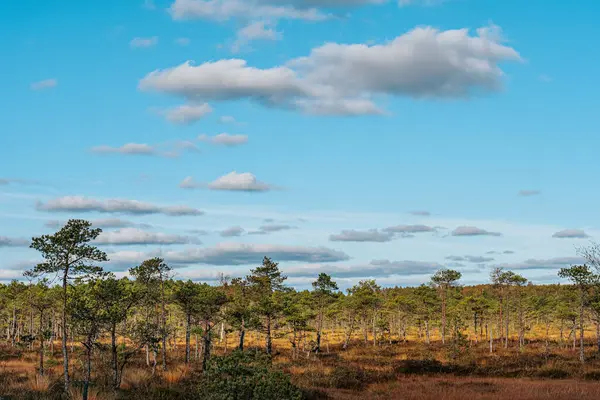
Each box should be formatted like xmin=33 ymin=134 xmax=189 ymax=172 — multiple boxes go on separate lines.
xmin=161 ymin=365 xmax=190 ymax=384
xmin=324 ymin=376 xmax=600 ymax=400
xmin=3 ymin=333 xmax=600 ymax=399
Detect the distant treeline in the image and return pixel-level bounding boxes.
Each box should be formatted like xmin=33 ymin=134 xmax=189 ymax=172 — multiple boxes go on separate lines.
xmin=2 ymin=219 xmax=600 ymax=399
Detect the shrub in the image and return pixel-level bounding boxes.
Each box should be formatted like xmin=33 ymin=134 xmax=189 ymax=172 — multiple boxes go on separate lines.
xmin=535 ymin=367 xmax=570 ymax=379
xmin=328 ymin=365 xmax=367 ymax=390
xmin=198 ymin=350 xmax=303 ymax=400
xmin=394 ymin=359 xmax=448 ymax=375
xmin=584 ymin=371 xmax=600 ymax=380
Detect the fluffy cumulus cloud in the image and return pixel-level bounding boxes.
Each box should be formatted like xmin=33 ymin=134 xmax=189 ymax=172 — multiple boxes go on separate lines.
xmin=451 ymin=226 xmax=502 ymax=237
xmin=0 ymin=236 xmax=30 ymax=247
xmin=169 ymin=0 xmax=325 ymax=21
xmin=95 ymin=228 xmax=199 ymax=245
xmin=140 ymin=25 xmax=520 ymax=115
xmin=162 ymin=103 xmax=213 ymax=124
xmin=232 ymin=20 xmax=282 ymax=51
xmin=329 ymin=229 xmax=394 ymax=242
xmin=108 ymin=242 xmax=349 ymax=267
xmin=45 ymin=218 xmax=152 ymax=229
xmin=198 ymin=133 xmax=248 ymax=146
xmin=552 ymin=229 xmax=589 ymax=239
xmin=31 ymin=78 xmax=58 ymax=90
xmin=37 ymin=196 xmax=204 ymax=216
xmin=208 ymin=171 xmax=272 ymax=191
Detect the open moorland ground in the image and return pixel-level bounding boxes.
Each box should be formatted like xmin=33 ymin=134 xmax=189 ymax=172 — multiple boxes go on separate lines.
xmin=4 ymin=334 xmax=600 ymax=400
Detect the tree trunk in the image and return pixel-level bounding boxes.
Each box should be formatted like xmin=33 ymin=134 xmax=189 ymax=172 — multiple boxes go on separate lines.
xmin=111 ymin=324 xmax=119 ymax=389
xmin=425 ymin=319 xmax=430 ymax=345
xmin=61 ymin=271 xmax=70 ymax=393
xmin=372 ymin=312 xmax=377 ymax=347
xmin=580 ymin=289 xmax=585 ymax=363
xmin=266 ymin=315 xmax=272 ymax=355
xmin=316 ymin=313 xmax=322 ymax=353
xmin=161 ymin=280 xmax=168 ymax=372
xmin=238 ymin=317 xmax=245 ymax=351
xmin=504 ymin=302 xmax=509 ymax=349
xmin=185 ymin=313 xmax=191 ymax=364
xmin=202 ymin=323 xmax=211 ymax=371
xmin=83 ymin=341 xmax=92 ymax=400
xmin=596 ymin=321 xmax=600 ymax=354
xmin=474 ymin=312 xmax=478 ymax=344
xmin=39 ymin=311 xmax=45 ymax=376
xmin=441 ymin=290 xmax=446 ymax=345
xmin=489 ymin=324 xmax=493 ymax=353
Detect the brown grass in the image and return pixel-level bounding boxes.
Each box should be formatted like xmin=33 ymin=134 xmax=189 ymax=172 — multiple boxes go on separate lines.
xmin=3 ymin=333 xmax=600 ymax=399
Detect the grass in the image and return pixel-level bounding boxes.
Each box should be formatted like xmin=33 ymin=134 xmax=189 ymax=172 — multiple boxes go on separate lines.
xmin=2 ymin=333 xmax=600 ymax=399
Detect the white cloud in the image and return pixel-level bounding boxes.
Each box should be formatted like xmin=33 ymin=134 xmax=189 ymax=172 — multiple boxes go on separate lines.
xmin=91 ymin=143 xmax=156 ymax=155
xmin=552 ymin=229 xmax=590 ymax=239
xmin=95 ymin=228 xmax=199 ymax=245
xmin=208 ymin=171 xmax=272 ymax=191
xmin=91 ymin=141 xmax=199 ymax=158
xmin=31 ymin=79 xmax=57 ymax=90
xmin=384 ymin=224 xmax=436 ymax=234
xmin=446 ymin=255 xmax=495 ymax=263
xmin=108 ymin=242 xmax=349 ymax=266
xmin=329 ymin=229 xmax=393 ymax=242
xmin=162 ymin=103 xmax=213 ymax=124
xmin=130 ymin=36 xmax=158 ymax=48
xmin=198 ymin=133 xmax=248 ymax=146
xmin=451 ymin=226 xmax=502 ymax=237
xmin=46 ymin=218 xmax=152 ymax=229
xmin=37 ymin=196 xmax=204 ymax=216
xmin=232 ymin=20 xmax=282 ymax=52
xmin=179 ymin=176 xmax=203 ymax=189
xmin=220 ymin=226 xmax=245 ymax=237
xmin=498 ymin=256 xmax=585 ymax=271
xmin=140 ymin=25 xmax=521 ymax=115
xmin=169 ymin=0 xmax=325 ymax=21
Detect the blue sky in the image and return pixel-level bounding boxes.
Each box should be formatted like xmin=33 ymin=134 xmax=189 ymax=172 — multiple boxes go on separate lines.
xmin=1 ymin=0 xmax=599 ymax=289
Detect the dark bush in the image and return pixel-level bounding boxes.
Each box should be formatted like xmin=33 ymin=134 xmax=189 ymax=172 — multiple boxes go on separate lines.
xmin=197 ymin=350 xmax=303 ymax=400
xmin=535 ymin=367 xmax=570 ymax=379
xmin=328 ymin=365 xmax=367 ymax=390
xmin=584 ymin=371 xmax=600 ymax=380
xmin=394 ymin=359 xmax=449 ymax=374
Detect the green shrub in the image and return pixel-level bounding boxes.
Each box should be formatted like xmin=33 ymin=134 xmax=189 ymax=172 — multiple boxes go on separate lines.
xmin=198 ymin=350 xmax=303 ymax=400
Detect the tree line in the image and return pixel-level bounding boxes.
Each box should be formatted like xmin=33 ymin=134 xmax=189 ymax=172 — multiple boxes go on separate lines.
xmin=3 ymin=219 xmax=600 ymax=399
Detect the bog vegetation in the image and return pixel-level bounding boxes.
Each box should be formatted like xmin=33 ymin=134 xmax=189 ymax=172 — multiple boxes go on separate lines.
xmin=3 ymin=219 xmax=600 ymax=399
